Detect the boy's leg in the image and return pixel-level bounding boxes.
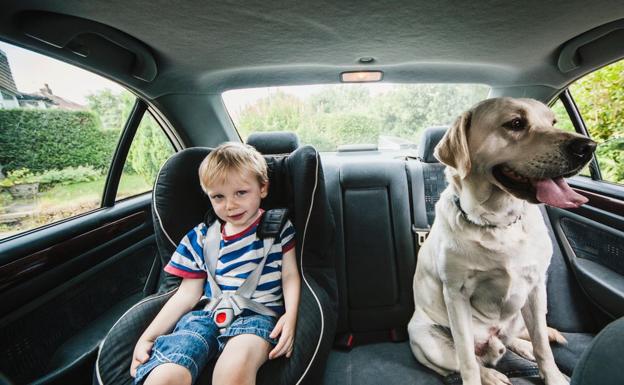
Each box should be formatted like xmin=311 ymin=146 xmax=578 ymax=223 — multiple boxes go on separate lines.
xmin=212 ymin=334 xmax=271 ymax=385
xmin=144 ymin=363 xmax=192 ymax=385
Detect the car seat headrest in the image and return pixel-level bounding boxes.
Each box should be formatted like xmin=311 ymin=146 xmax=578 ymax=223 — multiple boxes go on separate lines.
xmin=417 ymin=126 xmax=448 ymax=163
xmin=247 ymin=132 xmax=300 ymax=154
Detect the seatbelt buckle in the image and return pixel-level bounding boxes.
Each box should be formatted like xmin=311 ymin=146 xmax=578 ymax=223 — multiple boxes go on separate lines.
xmin=412 ymin=225 xmax=430 ymax=246
xmin=213 ymin=308 xmax=235 ymax=329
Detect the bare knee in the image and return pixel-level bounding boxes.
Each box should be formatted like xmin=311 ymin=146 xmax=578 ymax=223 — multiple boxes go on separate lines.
xmin=213 ymin=355 xmax=256 ymax=385
xmin=143 ymin=363 xmax=192 ymax=385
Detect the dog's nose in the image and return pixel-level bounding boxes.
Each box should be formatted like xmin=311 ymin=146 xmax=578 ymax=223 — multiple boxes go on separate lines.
xmin=566 ymin=137 xmax=597 ymax=159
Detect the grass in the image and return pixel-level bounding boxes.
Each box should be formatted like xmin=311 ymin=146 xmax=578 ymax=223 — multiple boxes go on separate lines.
xmin=0 ymin=173 xmax=152 ymax=239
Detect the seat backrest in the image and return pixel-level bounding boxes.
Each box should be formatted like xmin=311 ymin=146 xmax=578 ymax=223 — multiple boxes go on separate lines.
xmin=323 ymin=157 xmax=416 ymax=339
xmin=416 ymin=126 xmax=449 ymax=226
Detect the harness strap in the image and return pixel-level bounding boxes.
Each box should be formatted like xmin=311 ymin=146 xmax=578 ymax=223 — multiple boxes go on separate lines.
xmin=201 ymin=210 xmax=287 ymax=326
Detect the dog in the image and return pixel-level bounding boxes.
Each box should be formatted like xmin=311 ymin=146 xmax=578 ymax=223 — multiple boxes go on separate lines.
xmin=407 ymin=97 xmax=596 ymax=385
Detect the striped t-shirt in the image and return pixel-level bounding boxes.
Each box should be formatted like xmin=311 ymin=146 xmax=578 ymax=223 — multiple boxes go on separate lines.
xmin=164 ymin=212 xmax=296 ymax=314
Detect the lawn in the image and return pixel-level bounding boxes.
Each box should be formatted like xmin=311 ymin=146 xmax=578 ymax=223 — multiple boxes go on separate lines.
xmin=0 ymin=173 xmax=151 ymax=239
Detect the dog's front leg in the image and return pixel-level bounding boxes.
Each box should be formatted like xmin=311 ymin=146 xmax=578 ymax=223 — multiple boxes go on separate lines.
xmin=442 ymin=284 xmax=481 ymax=385
xmin=521 ymin=281 xmax=569 ymax=385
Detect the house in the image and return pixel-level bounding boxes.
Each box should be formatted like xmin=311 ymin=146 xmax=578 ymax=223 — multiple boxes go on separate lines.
xmin=0 ymin=48 xmax=84 ymax=110
xmin=0 ymin=48 xmax=19 ymax=109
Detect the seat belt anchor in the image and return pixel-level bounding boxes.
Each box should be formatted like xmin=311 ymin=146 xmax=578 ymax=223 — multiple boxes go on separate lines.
xmin=412 ymin=225 xmax=430 ymax=246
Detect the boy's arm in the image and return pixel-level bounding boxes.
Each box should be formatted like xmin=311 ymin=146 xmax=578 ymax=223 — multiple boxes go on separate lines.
xmin=281 ymin=247 xmax=301 ymax=321
xmin=130 ymin=277 xmax=204 ymax=376
xmin=269 ymin=247 xmax=300 ymax=359
xmin=139 ymin=277 xmax=204 ymax=340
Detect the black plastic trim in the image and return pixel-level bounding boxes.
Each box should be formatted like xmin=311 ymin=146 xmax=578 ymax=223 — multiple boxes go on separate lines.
xmin=102 ymin=99 xmax=147 ymax=207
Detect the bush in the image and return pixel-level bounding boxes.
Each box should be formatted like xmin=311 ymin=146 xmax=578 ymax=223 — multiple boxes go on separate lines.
xmin=37 ymin=166 xmax=102 ymax=186
xmin=0 ymin=109 xmax=119 ymax=173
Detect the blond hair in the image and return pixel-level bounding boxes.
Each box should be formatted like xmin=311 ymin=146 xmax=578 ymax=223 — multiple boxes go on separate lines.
xmin=198 ymin=142 xmax=268 ymax=193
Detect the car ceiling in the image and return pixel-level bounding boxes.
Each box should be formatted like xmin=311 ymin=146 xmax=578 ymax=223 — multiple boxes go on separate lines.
xmin=1 ymin=0 xmax=624 ymax=99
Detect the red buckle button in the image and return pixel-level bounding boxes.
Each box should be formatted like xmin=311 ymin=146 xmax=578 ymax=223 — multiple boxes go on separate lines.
xmin=216 ymin=311 xmax=227 ymax=324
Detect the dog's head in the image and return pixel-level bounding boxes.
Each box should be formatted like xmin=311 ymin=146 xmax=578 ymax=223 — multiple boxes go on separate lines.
xmin=434 ymin=97 xmax=596 ymax=209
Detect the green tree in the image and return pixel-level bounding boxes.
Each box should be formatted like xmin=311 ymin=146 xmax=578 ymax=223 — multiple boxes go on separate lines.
xmin=570 ymin=60 xmax=624 ymax=183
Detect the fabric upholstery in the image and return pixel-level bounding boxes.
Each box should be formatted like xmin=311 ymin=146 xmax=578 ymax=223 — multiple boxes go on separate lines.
xmin=571 ymin=316 xmax=624 ymax=385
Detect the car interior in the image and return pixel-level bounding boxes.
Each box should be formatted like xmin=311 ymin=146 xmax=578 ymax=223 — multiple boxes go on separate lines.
xmin=0 ymin=1 xmax=623 ymax=385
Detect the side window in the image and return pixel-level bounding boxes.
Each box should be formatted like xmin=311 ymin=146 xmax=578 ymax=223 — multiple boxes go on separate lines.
xmin=0 ymin=41 xmax=132 ymax=240
xmin=117 ymin=111 xmax=175 ymax=200
xmin=551 ymin=99 xmax=591 ymax=177
xmin=565 ymin=59 xmax=624 ymax=185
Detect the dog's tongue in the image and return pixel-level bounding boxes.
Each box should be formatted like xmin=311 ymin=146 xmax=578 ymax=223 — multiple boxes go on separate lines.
xmin=531 ymin=177 xmax=588 ymax=208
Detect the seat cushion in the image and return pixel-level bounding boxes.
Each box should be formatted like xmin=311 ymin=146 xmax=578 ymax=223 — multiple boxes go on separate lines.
xmin=322 ymin=333 xmax=593 ymax=385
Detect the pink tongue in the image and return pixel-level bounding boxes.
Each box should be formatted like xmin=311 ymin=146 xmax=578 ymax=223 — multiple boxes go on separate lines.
xmin=532 ymin=177 xmax=588 ymax=208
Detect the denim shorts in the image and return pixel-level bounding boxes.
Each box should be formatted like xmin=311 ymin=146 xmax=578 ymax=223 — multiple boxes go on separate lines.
xmin=134 ymin=310 xmax=278 ymax=385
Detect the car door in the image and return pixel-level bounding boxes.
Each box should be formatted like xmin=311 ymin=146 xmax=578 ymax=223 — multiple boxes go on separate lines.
xmin=547 ymin=58 xmax=624 ymax=324
xmin=0 ymin=41 xmax=177 ymax=384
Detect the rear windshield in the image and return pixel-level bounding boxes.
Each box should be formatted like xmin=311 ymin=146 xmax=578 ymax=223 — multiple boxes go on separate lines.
xmin=222 ymin=83 xmax=489 ymax=152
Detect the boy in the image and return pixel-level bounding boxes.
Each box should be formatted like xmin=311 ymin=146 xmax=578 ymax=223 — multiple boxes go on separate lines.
xmin=130 ymin=142 xmax=300 ymax=385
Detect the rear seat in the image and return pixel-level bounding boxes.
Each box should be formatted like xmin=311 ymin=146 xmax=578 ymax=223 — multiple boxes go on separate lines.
xmin=320 ymin=127 xmax=597 ymax=384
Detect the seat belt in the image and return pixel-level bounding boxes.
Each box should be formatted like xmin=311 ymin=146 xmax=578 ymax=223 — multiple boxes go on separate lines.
xmin=406 ymin=160 xmax=431 ymax=248
xmin=200 ymin=208 xmax=288 ymax=330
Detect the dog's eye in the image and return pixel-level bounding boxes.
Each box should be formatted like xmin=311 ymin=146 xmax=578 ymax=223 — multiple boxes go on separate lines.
xmin=503 ymin=118 xmax=526 ymax=131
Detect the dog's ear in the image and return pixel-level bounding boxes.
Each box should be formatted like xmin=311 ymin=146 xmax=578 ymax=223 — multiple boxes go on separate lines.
xmin=434 ymin=111 xmax=472 ymax=179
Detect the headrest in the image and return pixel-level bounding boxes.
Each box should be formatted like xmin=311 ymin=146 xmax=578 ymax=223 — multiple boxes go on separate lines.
xmin=417 ymin=126 xmax=448 ymax=163
xmin=247 ymin=131 xmax=300 ymax=154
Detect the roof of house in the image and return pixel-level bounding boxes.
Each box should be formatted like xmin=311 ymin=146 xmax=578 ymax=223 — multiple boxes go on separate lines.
xmin=0 ymin=49 xmax=18 ymax=94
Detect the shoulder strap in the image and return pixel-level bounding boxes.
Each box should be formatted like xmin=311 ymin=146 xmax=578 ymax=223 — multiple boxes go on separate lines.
xmin=202 ymin=220 xmax=223 ymax=298
xmin=257 ymin=208 xmax=289 ymax=239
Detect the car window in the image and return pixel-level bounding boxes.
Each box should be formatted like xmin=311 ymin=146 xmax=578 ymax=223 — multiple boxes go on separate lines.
xmin=566 ymin=59 xmax=624 ymax=185
xmin=117 ymin=110 xmax=175 ymax=200
xmin=0 ymin=41 xmax=131 ymax=240
xmin=222 ymin=83 xmax=489 ymax=152
xmin=551 ymin=99 xmax=591 ymax=177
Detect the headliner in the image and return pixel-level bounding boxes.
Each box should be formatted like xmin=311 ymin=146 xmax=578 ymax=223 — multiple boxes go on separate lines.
xmin=1 ymin=0 xmax=624 ymax=97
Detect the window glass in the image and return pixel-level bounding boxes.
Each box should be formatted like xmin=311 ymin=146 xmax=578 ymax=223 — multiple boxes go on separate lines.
xmin=117 ymin=111 xmax=175 ymax=200
xmin=551 ymin=99 xmax=591 ymax=177
xmin=568 ymin=60 xmax=624 ymax=185
xmin=222 ymin=84 xmax=489 ymax=152
xmin=0 ymin=41 xmax=132 ymax=240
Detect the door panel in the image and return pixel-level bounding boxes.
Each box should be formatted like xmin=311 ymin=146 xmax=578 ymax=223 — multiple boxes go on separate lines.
xmin=0 ymin=194 xmax=156 ymax=384
xmin=547 ymin=178 xmax=624 ymax=320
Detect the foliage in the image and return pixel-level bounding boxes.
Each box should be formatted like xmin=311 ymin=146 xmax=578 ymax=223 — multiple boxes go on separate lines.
xmin=0 ymin=109 xmax=118 ymax=172
xmin=0 ymin=168 xmax=38 ymax=187
xmin=235 ymin=84 xmax=489 ymax=151
xmin=86 ymin=89 xmax=135 ymax=131
xmin=36 ymin=166 xmax=102 ymax=186
xmin=126 ymin=112 xmax=175 ymax=184
xmin=569 ymin=60 xmax=624 ymax=183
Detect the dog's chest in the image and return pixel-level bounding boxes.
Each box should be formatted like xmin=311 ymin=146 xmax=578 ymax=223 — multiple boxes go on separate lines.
xmin=466 ymin=264 xmax=540 ymax=320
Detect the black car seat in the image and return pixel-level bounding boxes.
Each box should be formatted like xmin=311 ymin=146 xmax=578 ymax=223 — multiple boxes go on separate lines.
xmin=94 ymin=138 xmax=337 ymax=385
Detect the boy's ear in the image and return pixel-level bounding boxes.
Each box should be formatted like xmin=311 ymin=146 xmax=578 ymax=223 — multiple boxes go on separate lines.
xmin=260 ymin=181 xmax=269 ymax=198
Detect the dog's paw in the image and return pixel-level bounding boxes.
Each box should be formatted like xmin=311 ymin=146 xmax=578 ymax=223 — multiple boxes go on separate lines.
xmin=547 ymin=327 xmax=568 ymax=345
xmin=480 ymin=367 xmax=512 ymax=385
xmin=507 ymin=338 xmax=535 ymax=361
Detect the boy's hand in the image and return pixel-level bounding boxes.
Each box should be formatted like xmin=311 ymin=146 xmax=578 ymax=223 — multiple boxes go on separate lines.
xmin=130 ymin=338 xmax=154 ymax=377
xmin=269 ymin=313 xmax=297 ymax=359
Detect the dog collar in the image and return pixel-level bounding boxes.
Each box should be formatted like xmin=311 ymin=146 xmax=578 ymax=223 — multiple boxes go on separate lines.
xmin=453 ymin=195 xmax=520 ymax=228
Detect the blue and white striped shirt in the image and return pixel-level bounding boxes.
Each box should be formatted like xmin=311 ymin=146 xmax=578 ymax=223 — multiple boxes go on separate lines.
xmin=165 ymin=212 xmax=296 ymax=314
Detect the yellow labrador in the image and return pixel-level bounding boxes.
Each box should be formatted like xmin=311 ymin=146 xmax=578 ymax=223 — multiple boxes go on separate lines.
xmin=408 ymin=98 xmax=596 ymax=385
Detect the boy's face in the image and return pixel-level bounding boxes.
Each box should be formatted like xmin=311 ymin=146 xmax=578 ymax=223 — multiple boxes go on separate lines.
xmin=205 ymin=170 xmax=268 ymax=233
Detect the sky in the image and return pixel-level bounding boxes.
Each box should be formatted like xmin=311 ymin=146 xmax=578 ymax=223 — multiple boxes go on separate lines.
xmin=0 ymin=41 xmax=123 ymax=105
